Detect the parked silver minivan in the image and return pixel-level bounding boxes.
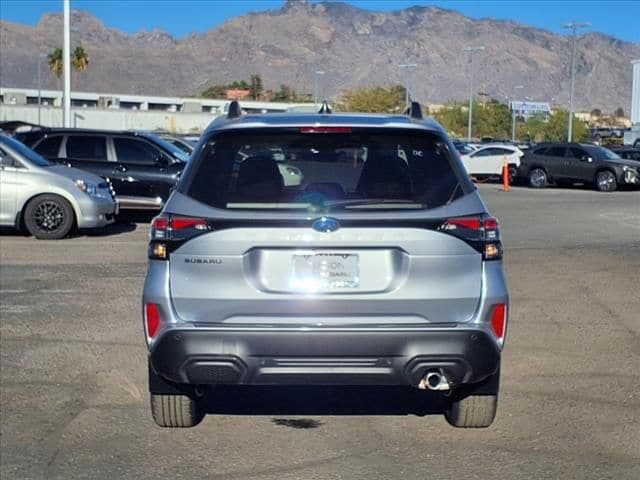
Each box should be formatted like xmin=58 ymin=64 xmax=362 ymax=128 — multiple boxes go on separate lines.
xmin=143 ymin=103 xmax=509 ymax=429
xmin=0 ymin=134 xmax=117 ymax=239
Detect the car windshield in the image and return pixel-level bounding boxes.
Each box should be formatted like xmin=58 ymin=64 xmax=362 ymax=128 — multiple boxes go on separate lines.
xmin=0 ymin=134 xmax=52 ymax=166
xmin=183 ymin=128 xmax=464 ymax=212
xmin=145 ymin=134 xmax=190 ymax=162
xmin=593 ymin=146 xmax=621 ymax=160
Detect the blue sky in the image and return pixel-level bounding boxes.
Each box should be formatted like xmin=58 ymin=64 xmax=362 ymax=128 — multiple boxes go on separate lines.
xmin=1 ymin=0 xmax=639 ymax=42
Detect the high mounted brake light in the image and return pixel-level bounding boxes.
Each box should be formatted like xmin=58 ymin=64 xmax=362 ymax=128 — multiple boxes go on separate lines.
xmin=149 ymin=215 xmax=211 ymax=260
xmin=439 ymin=215 xmax=502 ymax=260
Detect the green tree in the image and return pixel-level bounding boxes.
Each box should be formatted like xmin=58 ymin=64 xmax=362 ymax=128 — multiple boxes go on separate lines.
xmin=229 ymin=80 xmax=249 ymax=89
xmin=272 ymin=84 xmax=296 ymax=102
xmin=337 ymin=85 xmax=406 ymax=113
xmin=249 ymin=74 xmax=263 ymax=100
xmin=614 ymin=107 xmax=625 ymax=118
xmin=201 ymin=84 xmax=229 ymax=98
xmin=47 ymin=47 xmax=63 ymax=88
xmin=71 ymin=46 xmax=89 ymax=88
xmin=590 ymin=108 xmax=602 ymax=117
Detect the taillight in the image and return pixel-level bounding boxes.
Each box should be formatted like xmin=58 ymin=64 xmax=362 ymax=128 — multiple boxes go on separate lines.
xmin=490 ymin=303 xmax=507 ymax=344
xmin=145 ymin=303 xmax=161 ymax=340
xmin=149 ymin=215 xmax=211 ymax=260
xmin=439 ymin=215 xmax=502 ymax=260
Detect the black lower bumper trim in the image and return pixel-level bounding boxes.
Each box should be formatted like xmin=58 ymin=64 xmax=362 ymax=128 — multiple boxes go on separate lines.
xmin=149 ymin=328 xmax=500 ymax=387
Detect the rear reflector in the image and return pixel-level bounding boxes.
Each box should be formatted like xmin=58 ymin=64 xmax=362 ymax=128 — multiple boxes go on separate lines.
xmin=299 ymin=126 xmax=352 ymax=133
xmin=145 ymin=303 xmax=161 ymax=340
xmin=490 ymin=303 xmax=507 ymax=344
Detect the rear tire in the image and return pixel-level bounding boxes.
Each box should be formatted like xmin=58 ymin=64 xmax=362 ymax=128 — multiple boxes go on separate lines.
xmin=23 ymin=194 xmax=75 ymax=240
xmin=445 ymin=393 xmax=498 ymax=428
xmin=150 ymin=393 xmax=204 ymax=428
xmin=528 ymin=168 xmax=548 ymax=188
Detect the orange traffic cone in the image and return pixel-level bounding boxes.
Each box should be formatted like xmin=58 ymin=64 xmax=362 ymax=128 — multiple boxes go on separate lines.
xmin=502 ymin=154 xmax=510 ymax=192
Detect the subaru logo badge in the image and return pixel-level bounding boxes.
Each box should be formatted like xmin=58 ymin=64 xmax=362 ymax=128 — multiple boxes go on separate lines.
xmin=312 ymin=217 xmax=340 ymax=233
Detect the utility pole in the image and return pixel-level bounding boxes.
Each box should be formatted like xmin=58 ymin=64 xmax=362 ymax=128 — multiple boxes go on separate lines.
xmin=399 ymin=63 xmax=417 ymax=108
xmin=464 ymin=46 xmax=485 ymax=142
xmin=511 ymin=84 xmax=524 ymax=142
xmin=63 ymin=0 xmax=71 ymax=127
xmin=37 ymin=52 xmax=47 ymax=125
xmin=563 ymin=21 xmax=590 ymax=142
xmin=314 ymin=70 xmax=325 ymax=109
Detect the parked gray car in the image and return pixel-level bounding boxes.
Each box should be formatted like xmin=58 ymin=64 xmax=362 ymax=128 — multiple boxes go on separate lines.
xmin=0 ymin=134 xmax=117 ymax=239
xmin=143 ymin=102 xmax=509 ymax=428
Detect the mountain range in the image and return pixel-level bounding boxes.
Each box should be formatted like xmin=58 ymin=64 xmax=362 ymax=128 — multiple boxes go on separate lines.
xmin=1 ymin=0 xmax=639 ymax=112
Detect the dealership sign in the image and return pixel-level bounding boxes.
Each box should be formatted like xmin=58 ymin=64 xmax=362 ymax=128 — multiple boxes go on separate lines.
xmin=510 ymin=101 xmax=551 ymax=118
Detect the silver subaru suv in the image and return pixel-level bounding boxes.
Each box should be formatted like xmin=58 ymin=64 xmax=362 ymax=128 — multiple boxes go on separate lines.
xmin=142 ymin=102 xmax=509 ymax=428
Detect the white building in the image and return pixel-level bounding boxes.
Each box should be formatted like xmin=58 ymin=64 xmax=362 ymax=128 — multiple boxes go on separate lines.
xmin=0 ymin=87 xmax=312 ymax=133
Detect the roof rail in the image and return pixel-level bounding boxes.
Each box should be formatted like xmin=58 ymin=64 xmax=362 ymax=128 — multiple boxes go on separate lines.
xmin=227 ymin=100 xmax=242 ymax=119
xmin=404 ymin=101 xmax=423 ymax=120
xmin=318 ymin=101 xmax=332 ymax=114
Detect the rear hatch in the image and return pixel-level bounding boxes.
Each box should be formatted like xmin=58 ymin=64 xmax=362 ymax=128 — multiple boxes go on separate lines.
xmin=155 ymin=126 xmax=495 ymax=326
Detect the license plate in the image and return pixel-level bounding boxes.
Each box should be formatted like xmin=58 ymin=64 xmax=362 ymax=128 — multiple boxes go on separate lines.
xmin=290 ymin=253 xmax=359 ymax=291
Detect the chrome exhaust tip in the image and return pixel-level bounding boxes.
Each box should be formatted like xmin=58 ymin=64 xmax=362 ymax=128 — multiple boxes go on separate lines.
xmin=418 ymin=371 xmax=451 ymax=391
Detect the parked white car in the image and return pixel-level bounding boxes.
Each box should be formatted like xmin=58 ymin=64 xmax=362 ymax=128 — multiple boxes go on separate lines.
xmin=0 ymin=134 xmax=117 ymax=239
xmin=460 ymin=145 xmax=523 ymax=181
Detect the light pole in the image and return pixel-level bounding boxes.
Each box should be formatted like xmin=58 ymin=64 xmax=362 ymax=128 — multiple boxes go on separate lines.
xmin=63 ymin=0 xmax=71 ymax=127
xmin=314 ymin=70 xmax=325 ymax=109
xmin=399 ymin=63 xmax=417 ymax=108
xmin=511 ymin=84 xmax=524 ymax=141
xmin=37 ymin=52 xmax=47 ymax=125
xmin=464 ymin=46 xmax=485 ymax=142
xmin=563 ymin=21 xmax=590 ymax=142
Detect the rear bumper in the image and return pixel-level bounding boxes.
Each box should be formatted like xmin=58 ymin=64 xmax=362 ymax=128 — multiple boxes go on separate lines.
xmin=149 ymin=328 xmax=500 ymax=388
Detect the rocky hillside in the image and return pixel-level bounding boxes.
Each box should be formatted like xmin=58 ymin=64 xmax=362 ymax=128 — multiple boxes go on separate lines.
xmin=1 ymin=0 xmax=638 ymax=111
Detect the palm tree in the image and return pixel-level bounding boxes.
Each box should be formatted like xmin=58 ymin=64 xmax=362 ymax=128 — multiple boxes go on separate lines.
xmin=71 ymin=46 xmax=90 ymax=89
xmin=47 ymin=48 xmax=63 ymax=89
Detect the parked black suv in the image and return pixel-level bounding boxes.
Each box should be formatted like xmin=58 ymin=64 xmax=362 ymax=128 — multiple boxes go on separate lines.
xmin=518 ymin=142 xmax=640 ymax=192
xmin=16 ymin=129 xmax=190 ymax=209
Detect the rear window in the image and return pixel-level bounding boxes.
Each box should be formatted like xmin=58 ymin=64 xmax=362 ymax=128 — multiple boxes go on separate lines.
xmin=183 ymin=128 xmax=463 ymax=212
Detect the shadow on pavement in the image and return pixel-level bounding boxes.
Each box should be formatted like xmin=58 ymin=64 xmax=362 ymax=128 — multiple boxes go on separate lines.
xmin=201 ymin=385 xmax=447 ymax=417
xmin=82 ymin=222 xmax=138 ymax=237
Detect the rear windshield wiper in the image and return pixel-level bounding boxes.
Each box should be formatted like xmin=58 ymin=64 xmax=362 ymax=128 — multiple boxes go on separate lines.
xmin=323 ymin=199 xmax=425 ymax=210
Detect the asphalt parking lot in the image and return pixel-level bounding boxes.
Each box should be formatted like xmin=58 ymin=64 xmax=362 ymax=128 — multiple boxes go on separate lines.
xmin=1 ymin=184 xmax=639 ymax=480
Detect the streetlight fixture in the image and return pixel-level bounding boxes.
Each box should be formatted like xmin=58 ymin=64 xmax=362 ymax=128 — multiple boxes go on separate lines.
xmin=314 ymin=70 xmax=325 ymax=109
xmin=399 ymin=63 xmax=417 ymax=108
xmin=464 ymin=46 xmax=485 ymax=141
xmin=37 ymin=52 xmax=47 ymax=126
xmin=511 ymin=85 xmax=524 ymax=142
xmin=563 ymin=21 xmax=590 ymax=142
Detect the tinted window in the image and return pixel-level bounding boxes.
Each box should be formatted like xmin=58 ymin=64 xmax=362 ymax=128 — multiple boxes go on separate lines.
xmin=620 ymin=151 xmax=640 ymax=160
xmin=545 ymin=147 xmax=566 ymax=158
xmin=567 ymin=147 xmax=588 ymax=159
xmin=66 ymin=135 xmax=107 ymax=161
xmin=114 ymin=138 xmax=161 ymax=165
xmin=34 ymin=136 xmax=62 ymax=157
xmin=590 ymin=146 xmax=621 ymax=160
xmin=184 ymin=128 xmax=463 ymax=212
xmin=472 ymin=148 xmax=495 ymax=157
xmin=532 ymin=147 xmax=547 ymax=155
